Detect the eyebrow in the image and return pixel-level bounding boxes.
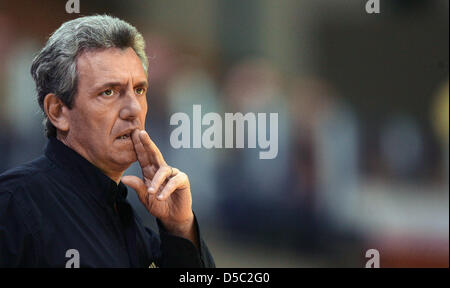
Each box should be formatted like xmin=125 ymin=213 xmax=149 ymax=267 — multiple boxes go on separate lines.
xmin=93 ymin=80 xmax=148 ymax=92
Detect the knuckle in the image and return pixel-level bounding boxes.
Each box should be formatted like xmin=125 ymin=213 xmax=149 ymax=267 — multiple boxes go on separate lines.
xmin=168 ymin=179 xmax=177 ymax=188
xmin=155 ymin=169 xmax=166 ymax=181
xmin=165 ymin=185 xmax=174 ymax=194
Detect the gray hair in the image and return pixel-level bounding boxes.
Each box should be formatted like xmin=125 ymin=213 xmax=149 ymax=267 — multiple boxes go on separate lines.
xmin=30 ymin=15 xmax=148 ymax=138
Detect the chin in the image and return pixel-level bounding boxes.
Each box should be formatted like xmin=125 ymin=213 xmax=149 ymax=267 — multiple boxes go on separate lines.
xmin=113 ymin=151 xmax=137 ymax=167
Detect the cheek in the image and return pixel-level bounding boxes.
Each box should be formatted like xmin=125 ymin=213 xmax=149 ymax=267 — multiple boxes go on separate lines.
xmin=67 ymin=109 xmax=86 ymax=133
xmin=140 ymin=99 xmax=148 ymax=126
xmin=70 ymin=105 xmax=114 ymax=139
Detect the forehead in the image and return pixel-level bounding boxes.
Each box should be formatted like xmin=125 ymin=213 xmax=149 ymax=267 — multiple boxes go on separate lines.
xmin=76 ymin=47 xmax=147 ymax=87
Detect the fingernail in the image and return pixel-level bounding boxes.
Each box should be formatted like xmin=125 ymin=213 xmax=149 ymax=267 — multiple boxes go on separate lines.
xmin=148 ymin=187 xmax=155 ymax=193
xmin=157 ymin=193 xmax=163 ymax=200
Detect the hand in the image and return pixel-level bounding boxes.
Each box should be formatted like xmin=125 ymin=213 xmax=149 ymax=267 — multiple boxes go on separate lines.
xmin=121 ymin=129 xmax=195 ymax=241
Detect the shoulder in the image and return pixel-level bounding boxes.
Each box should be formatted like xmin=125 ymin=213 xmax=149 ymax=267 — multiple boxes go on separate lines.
xmin=0 ymin=155 xmax=57 ymax=234
xmin=0 ymin=155 xmax=56 ymax=202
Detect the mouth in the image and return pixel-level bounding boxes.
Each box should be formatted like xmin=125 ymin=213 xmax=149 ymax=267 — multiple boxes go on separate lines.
xmin=115 ymin=127 xmax=139 ymax=143
xmin=116 ymin=133 xmax=132 ymax=141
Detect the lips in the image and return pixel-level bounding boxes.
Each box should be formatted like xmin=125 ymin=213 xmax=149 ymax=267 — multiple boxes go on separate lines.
xmin=116 ymin=133 xmax=131 ymax=140
xmin=115 ymin=128 xmax=137 ymax=141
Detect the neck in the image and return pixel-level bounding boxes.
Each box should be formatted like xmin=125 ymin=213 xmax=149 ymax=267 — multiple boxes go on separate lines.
xmin=56 ymin=134 xmax=124 ymax=185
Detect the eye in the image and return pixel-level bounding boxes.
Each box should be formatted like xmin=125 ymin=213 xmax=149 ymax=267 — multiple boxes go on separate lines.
xmin=135 ymin=87 xmax=146 ymax=95
xmin=101 ymin=89 xmax=115 ymax=97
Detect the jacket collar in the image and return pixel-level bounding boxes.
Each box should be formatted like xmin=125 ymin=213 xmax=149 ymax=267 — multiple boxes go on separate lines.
xmin=44 ymin=136 xmax=128 ymax=207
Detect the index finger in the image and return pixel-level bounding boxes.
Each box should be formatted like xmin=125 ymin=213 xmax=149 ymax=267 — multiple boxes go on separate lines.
xmin=139 ymin=130 xmax=166 ymax=167
xmin=131 ymin=129 xmax=157 ymax=179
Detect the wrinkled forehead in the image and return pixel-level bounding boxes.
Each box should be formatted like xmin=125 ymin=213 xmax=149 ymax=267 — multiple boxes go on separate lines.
xmin=76 ymin=47 xmax=147 ymax=90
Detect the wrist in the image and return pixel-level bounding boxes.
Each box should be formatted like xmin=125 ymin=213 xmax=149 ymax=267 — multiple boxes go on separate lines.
xmin=159 ymin=212 xmax=199 ymax=249
xmin=160 ymin=213 xmax=194 ymax=237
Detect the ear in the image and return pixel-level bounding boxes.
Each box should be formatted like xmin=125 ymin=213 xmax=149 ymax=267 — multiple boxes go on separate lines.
xmin=43 ymin=93 xmax=70 ymax=133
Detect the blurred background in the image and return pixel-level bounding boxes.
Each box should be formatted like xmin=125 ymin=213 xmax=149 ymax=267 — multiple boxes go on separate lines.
xmin=0 ymin=0 xmax=448 ymax=267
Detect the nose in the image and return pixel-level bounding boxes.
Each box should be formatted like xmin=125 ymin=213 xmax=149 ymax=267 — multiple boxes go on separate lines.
xmin=119 ymin=86 xmax=144 ymax=121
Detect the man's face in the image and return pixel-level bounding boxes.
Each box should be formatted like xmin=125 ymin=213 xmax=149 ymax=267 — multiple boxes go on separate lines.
xmin=65 ymin=47 xmax=148 ymax=175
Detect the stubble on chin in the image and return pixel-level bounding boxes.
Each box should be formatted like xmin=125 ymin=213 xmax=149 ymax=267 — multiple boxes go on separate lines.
xmin=114 ymin=148 xmax=138 ymax=167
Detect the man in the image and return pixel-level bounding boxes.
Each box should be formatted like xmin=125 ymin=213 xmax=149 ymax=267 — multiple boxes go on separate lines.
xmin=0 ymin=15 xmax=215 ymax=268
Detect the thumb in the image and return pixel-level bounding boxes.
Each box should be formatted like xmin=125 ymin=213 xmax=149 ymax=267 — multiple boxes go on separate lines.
xmin=121 ymin=175 xmax=148 ymax=205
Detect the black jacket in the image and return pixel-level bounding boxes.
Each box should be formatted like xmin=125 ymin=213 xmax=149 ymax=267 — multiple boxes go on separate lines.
xmin=0 ymin=137 xmax=215 ymax=268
